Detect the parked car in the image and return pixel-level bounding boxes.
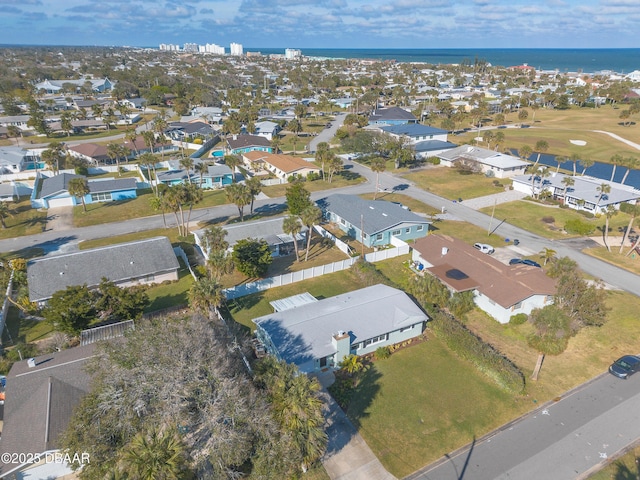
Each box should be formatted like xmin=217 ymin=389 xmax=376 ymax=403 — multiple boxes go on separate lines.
xmin=609 ymin=355 xmax=640 ymax=379
xmin=509 ymin=258 xmax=541 ymax=268
xmin=474 ymin=243 xmax=495 ymax=254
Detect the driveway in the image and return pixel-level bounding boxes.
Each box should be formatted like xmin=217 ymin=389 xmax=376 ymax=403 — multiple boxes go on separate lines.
xmin=314 ymin=371 xmax=396 ymax=480
xmin=45 ymin=206 xmax=74 ymax=232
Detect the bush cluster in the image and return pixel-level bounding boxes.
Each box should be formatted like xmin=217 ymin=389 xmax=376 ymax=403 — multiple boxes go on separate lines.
xmin=350 ymin=258 xmax=390 ymax=287
xmin=509 ymin=313 xmax=528 ymax=325
xmin=564 ymin=219 xmax=595 ymax=235
xmin=541 ymin=216 xmax=555 ymax=224
xmin=430 ymin=310 xmax=525 ymax=394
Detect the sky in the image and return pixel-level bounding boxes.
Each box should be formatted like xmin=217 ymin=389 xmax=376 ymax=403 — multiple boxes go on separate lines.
xmin=0 ymin=0 xmax=639 ymax=49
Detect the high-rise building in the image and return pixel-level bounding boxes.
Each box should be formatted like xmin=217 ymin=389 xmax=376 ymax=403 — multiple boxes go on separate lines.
xmin=183 ymin=43 xmax=198 ymax=53
xmin=159 ymin=44 xmax=181 ymax=51
xmin=285 ymin=48 xmax=302 ymax=60
xmin=202 ymin=43 xmax=225 ymax=55
xmin=230 ymin=43 xmax=243 ymax=56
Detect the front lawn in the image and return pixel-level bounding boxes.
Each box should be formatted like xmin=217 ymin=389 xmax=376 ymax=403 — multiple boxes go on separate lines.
xmin=403 ymin=166 xmax=511 ymax=200
xmin=260 ymin=169 xmax=365 ymax=198
xmin=1 ymin=306 xmax=53 ymax=345
xmin=584 ymin=245 xmax=640 ymax=276
xmin=478 ymin=200 xmax=632 ymax=240
xmin=73 ymin=189 xmax=227 ymax=227
xmin=0 ymin=198 xmax=48 ymax=239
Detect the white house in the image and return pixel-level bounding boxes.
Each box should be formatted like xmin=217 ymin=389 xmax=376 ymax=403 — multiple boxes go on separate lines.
xmin=437 ymin=145 xmax=529 ymax=179
xmin=412 ymin=235 xmax=556 ymax=324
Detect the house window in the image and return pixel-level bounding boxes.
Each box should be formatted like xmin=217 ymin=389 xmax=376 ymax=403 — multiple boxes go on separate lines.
xmin=417 ymin=225 xmax=424 ymax=231
xmin=363 ymin=334 xmax=388 ymax=348
xmin=512 ymin=301 xmax=523 ymax=311
xmin=340 ymin=218 xmax=346 ymax=225
xmin=392 ymin=229 xmax=401 ymax=236
xmin=400 ymin=325 xmax=413 ymax=333
xmin=363 ymin=233 xmax=368 ymax=239
xmin=90 ymin=192 xmax=112 ymax=202
xmin=376 ymin=233 xmax=383 ymax=241
xmin=405 ymin=227 xmax=411 ymax=233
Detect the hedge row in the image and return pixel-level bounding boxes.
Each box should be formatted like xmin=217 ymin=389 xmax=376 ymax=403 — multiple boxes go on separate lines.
xmin=430 ymin=310 xmax=525 ymax=394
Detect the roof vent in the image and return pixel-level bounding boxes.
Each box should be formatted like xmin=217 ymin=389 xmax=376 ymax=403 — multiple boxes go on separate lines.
xmin=442 ymin=247 xmax=449 ymax=256
xmin=59 ymin=272 xmax=64 ymax=275
xmin=130 ymin=261 xmax=134 ymax=265
xmin=337 ymin=330 xmax=345 ymax=336
xmin=27 ymin=357 xmax=36 ymax=368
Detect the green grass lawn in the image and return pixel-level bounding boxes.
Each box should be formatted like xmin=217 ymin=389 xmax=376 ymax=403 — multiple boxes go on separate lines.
xmin=584 ymin=245 xmax=640 ymax=276
xmin=73 ymin=189 xmax=227 ymax=227
xmin=588 ymin=446 xmax=640 ymax=479
xmin=358 ymin=192 xmax=440 ymax=216
xmin=478 ymin=199 xmax=633 ymax=240
xmin=429 ymin=218 xmax=504 ymax=248
xmin=403 ymin=166 xmax=511 ymax=200
xmin=1 ymin=306 xmax=54 ymax=345
xmin=261 ymin=169 xmax=366 ymax=198
xmin=0 ymin=198 xmax=48 ymax=239
xmin=79 ymin=228 xmax=189 ymax=250
xmin=144 ymin=264 xmax=194 ymax=313
xmin=455 ymin=105 xmax=640 ymax=163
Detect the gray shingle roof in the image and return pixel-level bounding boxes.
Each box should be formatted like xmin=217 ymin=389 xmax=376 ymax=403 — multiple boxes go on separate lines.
xmin=369 ymin=106 xmax=417 ymax=122
xmin=0 ymin=344 xmax=97 ymax=475
xmin=254 ymin=284 xmax=428 ymax=366
xmin=194 ymin=216 xmax=307 ymax=249
xmin=88 ymin=178 xmax=137 ymax=193
xmin=227 ymin=134 xmax=271 ymax=149
xmin=414 ymin=140 xmax=458 ymax=153
xmin=39 ymin=172 xmax=82 ymax=198
xmin=27 ymin=237 xmax=179 ymax=302
xmin=321 ymin=194 xmax=430 ymax=236
xmin=39 ymin=173 xmax=137 ymax=199
xmin=380 ymin=124 xmax=448 ymax=136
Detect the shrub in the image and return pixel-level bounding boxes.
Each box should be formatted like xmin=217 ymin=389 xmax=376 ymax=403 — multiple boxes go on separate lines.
xmin=350 ymin=258 xmax=390 ymax=287
xmin=428 ymin=156 xmax=440 ymax=165
xmin=193 ymin=138 xmax=203 ymax=145
xmin=510 ymin=313 xmax=528 ymax=325
xmin=306 ymin=171 xmax=321 ymax=182
xmin=564 ymin=219 xmax=595 ymax=235
xmin=75 ymin=166 xmax=88 ymax=176
xmin=375 ymin=346 xmax=391 ymax=360
xmin=541 ymin=216 xmax=555 ymax=224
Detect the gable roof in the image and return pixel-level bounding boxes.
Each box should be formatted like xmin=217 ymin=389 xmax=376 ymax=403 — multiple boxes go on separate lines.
xmin=438 ymin=145 xmax=529 ymax=170
xmin=38 ymin=173 xmax=137 ymax=199
xmin=380 ymin=123 xmax=447 ymax=136
xmin=0 ymin=344 xmax=97 ymax=475
xmin=68 ymin=142 xmax=110 ymax=160
xmin=38 ymin=172 xmax=82 ymax=198
xmin=413 ymin=235 xmax=556 ymax=308
xmin=27 ymin=236 xmax=179 ymax=302
xmin=414 ymin=140 xmax=458 ymax=153
xmin=205 ymin=164 xmax=233 ymax=177
xmin=321 ymin=194 xmax=430 ymax=236
xmin=369 ymin=106 xmax=416 ymax=122
xmin=254 ymin=284 xmax=428 ymax=366
xmin=195 ymin=216 xmax=307 ymax=249
xmin=262 ymin=153 xmax=320 ymax=174
xmin=227 ymin=134 xmax=271 ymax=149
xmin=88 ymin=178 xmax=137 ymax=193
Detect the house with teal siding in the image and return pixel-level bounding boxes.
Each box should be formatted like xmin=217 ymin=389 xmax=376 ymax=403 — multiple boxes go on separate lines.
xmin=31 ymin=173 xmax=137 ymax=209
xmin=320 ymin=194 xmax=431 ymax=248
xmin=227 ymin=134 xmax=273 ymax=155
xmin=368 ymin=106 xmax=417 ymax=126
xmin=254 ymin=284 xmax=428 ymax=373
xmin=156 ymin=164 xmax=233 ymax=189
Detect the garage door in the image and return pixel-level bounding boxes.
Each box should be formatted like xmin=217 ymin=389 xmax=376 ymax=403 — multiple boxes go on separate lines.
xmin=47 ymin=197 xmax=74 ymax=208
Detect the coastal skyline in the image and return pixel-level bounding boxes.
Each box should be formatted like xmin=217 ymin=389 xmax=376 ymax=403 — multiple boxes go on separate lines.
xmin=1 ymin=0 xmax=639 ymax=50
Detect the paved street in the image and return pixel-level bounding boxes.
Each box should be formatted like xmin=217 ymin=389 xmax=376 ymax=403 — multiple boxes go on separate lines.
xmin=405 ymin=373 xmax=640 ymax=480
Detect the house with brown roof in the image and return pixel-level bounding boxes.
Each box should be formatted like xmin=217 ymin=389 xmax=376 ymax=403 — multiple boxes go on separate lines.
xmin=412 ymin=235 xmax=556 ymax=324
xmin=67 ymin=142 xmax=112 ymax=165
xmin=248 ymin=151 xmax=321 ymax=180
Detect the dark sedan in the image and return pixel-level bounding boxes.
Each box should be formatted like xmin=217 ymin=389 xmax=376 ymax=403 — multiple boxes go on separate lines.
xmin=609 ymin=355 xmax=640 ymax=379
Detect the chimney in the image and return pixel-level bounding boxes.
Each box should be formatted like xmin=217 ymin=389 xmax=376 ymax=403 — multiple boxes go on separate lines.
xmin=28 ymin=357 xmax=36 ymax=368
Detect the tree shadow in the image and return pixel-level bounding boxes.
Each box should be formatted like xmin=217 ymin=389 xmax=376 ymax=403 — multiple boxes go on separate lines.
xmin=337 ymin=170 xmax=361 ymax=182
xmin=338 ymin=363 xmax=382 ymax=430
xmin=30 ymin=235 xmax=78 ymax=255
xmin=609 ymin=457 xmax=640 ymax=480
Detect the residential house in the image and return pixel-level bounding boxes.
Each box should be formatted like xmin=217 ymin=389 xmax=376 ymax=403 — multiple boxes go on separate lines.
xmin=0 ymin=146 xmax=43 ymax=173
xmin=378 ymin=124 xmax=457 ymax=159
xmin=412 ymin=235 xmax=556 ymax=324
xmin=165 ymin=121 xmax=215 ymax=142
xmin=259 ymin=152 xmax=321 ymax=181
xmin=0 ymin=182 xmax=15 ymax=202
xmin=368 ymin=106 xmax=417 ymax=126
xmin=0 ymin=344 xmax=97 ymax=478
xmin=119 ymin=97 xmax=147 ymax=110
xmin=253 ymin=121 xmax=281 ymax=140
xmin=437 ymin=145 xmax=529 ymax=178
xmin=227 ymin=134 xmax=273 ymax=155
xmin=34 ymin=77 xmax=114 ymax=94
xmin=320 ymin=194 xmax=431 ymax=248
xmin=254 ymin=284 xmax=428 ymax=373
xmin=156 ymin=164 xmax=233 ymax=188
xmin=0 ymin=114 xmax=32 ymax=132
xmin=511 ymin=172 xmax=640 ymax=214
xmin=26 ymin=236 xmax=180 ymax=304
xmin=67 ymin=143 xmax=114 ymax=165
xmin=193 ymin=216 xmax=307 ymax=258
xmin=31 ymin=172 xmax=137 ymax=209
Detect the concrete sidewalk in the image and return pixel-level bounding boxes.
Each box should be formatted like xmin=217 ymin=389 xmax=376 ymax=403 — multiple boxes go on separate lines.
xmin=314 ymin=371 xmax=397 ymax=480
xmin=458 ymin=189 xmax=527 ymax=210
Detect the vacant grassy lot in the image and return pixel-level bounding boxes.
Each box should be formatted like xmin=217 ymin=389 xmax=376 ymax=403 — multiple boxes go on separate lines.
xmin=429 ymin=218 xmax=504 ymax=248
xmin=456 ymin=105 xmax=640 ymax=163
xmin=73 ymin=188 xmax=227 ymax=227
xmin=260 ymin=169 xmax=365 ymax=198
xmin=403 ymin=166 xmax=511 ymax=200
xmin=584 ymin=245 xmax=640 ymax=276
xmin=479 ymin=199 xmax=633 ymax=240
xmin=0 ymin=198 xmax=48 ymax=239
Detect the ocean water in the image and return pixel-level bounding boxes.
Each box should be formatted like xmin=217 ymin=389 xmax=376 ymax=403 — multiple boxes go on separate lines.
xmin=246 ymin=48 xmax=640 ymax=74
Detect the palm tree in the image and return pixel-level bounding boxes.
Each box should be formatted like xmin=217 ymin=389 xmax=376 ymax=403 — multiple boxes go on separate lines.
xmin=532 ymin=140 xmax=549 ymax=169
xmin=596 ymin=183 xmax=611 ymax=211
xmin=580 ymin=157 xmax=594 ymax=176
xmin=149 ymin=193 xmax=167 ymax=228
xmin=201 ymin=225 xmax=229 ymax=255
xmin=125 ymin=128 xmax=139 ymax=156
xmin=339 ymin=354 xmax=365 ymax=375
xmin=370 ymin=157 xmax=386 ymax=200
xmin=561 ymin=176 xmax=574 ymax=200
xmin=602 ymin=205 xmax=618 ymax=252
xmin=519 ymin=145 xmax=532 ymax=164
xmin=245 ymin=176 xmax=263 ymax=214
xmin=224 ymin=155 xmax=241 ymax=183
xmin=299 ymin=205 xmax=322 ymax=262
xmin=139 ymin=152 xmax=159 ymax=196
xmin=41 ymin=142 xmax=64 ymax=174
xmin=107 ymin=142 xmax=128 ymax=174
xmin=225 ymin=183 xmax=251 ymax=221
xmin=180 ymin=157 xmax=194 ymax=183
xmin=620 ymin=156 xmax=638 ymax=185
xmin=206 ymin=249 xmax=234 ymax=282
xmin=194 ymin=162 xmax=208 ymax=188
xmin=0 ymin=201 xmax=12 ymax=229
xmin=271 ymin=135 xmax=282 ymax=154
xmin=609 ymin=154 xmax=623 ymax=182
xmin=539 ymin=247 xmax=557 ymax=266
xmin=67 ymin=177 xmax=90 ymax=212
xmin=119 ymin=426 xmax=188 ymax=480
xmin=188 ymin=277 xmax=224 ymax=316
xmin=282 ymin=215 xmax=302 ymax=262
xmin=314 ymin=142 xmax=330 ymax=181
xmin=619 ymin=203 xmax=640 ymax=254
xmin=7 ymin=125 xmax=21 ymax=146
xmin=554 ymin=155 xmax=565 ymax=173
xmin=569 ymin=153 xmax=580 ymax=176
xmin=142 ymin=130 xmax=156 ymax=154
